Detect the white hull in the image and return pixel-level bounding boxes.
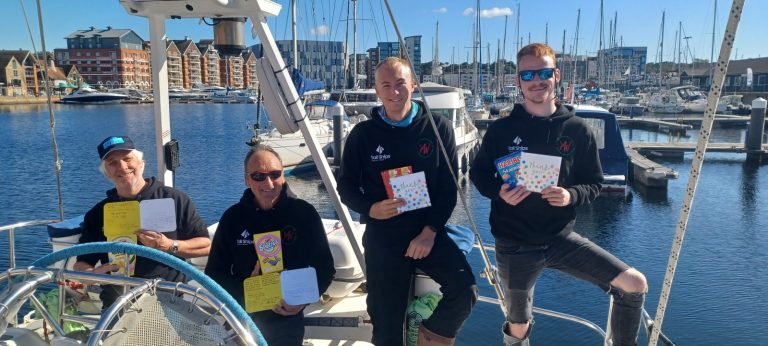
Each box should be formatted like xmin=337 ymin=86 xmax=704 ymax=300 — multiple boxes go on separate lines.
xmin=258 ymin=120 xmax=339 ymax=171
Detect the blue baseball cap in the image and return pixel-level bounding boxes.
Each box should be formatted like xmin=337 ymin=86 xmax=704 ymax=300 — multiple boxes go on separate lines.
xmin=97 ymin=136 xmax=135 ymax=160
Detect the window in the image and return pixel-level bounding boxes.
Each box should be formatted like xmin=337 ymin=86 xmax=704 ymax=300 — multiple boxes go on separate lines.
xmin=757 ymin=75 xmax=766 ymax=86
xmin=582 ymin=118 xmax=606 ymax=150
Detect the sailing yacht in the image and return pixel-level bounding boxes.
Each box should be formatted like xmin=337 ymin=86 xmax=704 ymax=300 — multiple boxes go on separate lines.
xmin=8 ymin=0 xmax=745 ymax=344
xmin=329 ymin=89 xmax=381 ymax=117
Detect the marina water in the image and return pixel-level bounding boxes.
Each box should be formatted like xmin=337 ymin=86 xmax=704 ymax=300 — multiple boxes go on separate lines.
xmin=1 ymin=103 xmax=766 ymax=345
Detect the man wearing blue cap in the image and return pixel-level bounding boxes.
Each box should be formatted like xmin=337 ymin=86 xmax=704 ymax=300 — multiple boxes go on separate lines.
xmin=73 ymin=136 xmax=211 ymax=308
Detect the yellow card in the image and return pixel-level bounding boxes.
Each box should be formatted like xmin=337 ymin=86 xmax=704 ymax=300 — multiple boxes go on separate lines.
xmin=243 ymin=273 xmax=282 ymax=313
xmin=254 ymin=231 xmax=283 ymax=274
xmin=104 ymin=201 xmax=140 ymax=241
xmin=103 ymin=201 xmax=139 ymax=276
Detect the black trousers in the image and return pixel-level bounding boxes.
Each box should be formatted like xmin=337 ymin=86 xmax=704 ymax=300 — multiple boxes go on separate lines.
xmin=364 ymin=230 xmax=478 ymax=346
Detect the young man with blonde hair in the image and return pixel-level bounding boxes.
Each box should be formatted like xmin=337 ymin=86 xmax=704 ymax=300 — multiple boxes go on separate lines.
xmin=338 ymin=57 xmax=477 ymax=345
xmin=470 ymin=43 xmax=647 ymax=346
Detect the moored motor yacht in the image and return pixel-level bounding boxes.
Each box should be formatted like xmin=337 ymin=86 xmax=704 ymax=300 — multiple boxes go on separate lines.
xmin=60 ymin=87 xmax=130 ymax=104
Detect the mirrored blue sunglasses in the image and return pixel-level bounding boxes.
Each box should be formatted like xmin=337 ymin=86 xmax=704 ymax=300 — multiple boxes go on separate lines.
xmin=518 ymin=68 xmax=555 ymax=81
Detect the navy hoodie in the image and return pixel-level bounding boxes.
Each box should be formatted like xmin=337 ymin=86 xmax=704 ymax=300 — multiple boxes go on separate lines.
xmin=337 ymin=100 xmax=458 ymax=246
xmin=205 ymin=185 xmax=336 ymax=309
xmin=77 ymin=177 xmax=209 ymax=281
xmin=470 ymin=103 xmax=602 ymax=244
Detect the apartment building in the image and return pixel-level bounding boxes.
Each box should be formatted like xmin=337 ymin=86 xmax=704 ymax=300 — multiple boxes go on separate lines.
xmin=173 ymin=39 xmax=203 ymax=89
xmin=55 ymin=27 xmax=151 ymax=90
xmin=251 ymin=40 xmax=346 ymax=90
xmin=242 ymin=50 xmax=258 ymax=90
xmin=198 ymin=40 xmax=221 ymax=87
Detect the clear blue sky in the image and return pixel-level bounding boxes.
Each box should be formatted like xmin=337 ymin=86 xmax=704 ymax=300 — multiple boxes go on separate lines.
xmin=6 ymin=0 xmax=767 ymax=64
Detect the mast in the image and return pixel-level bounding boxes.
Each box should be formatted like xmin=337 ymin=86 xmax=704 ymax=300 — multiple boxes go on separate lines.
xmin=352 ymin=0 xmax=358 ymax=89
xmin=432 ymin=21 xmax=440 ymax=77
xmin=477 ymin=0 xmax=482 ymax=94
xmin=514 ymin=3 xmax=520 ymax=56
xmin=496 ymin=38 xmax=501 ymax=94
xmin=613 ymin=11 xmax=617 ymax=48
xmin=343 ymin=1 xmax=350 ymax=89
xmin=472 ymin=22 xmax=478 ymax=95
xmin=677 ymin=22 xmax=682 ymax=79
xmin=502 ymin=15 xmax=507 ymax=82
xmin=291 ymin=0 xmax=297 ymax=68
xmin=709 ymin=0 xmax=717 ymax=86
xmin=560 ymin=29 xmax=566 ymax=91
xmin=573 ymin=8 xmax=580 ymax=86
xmin=660 ymin=11 xmax=665 ymax=86
xmin=598 ymin=0 xmax=603 ymax=84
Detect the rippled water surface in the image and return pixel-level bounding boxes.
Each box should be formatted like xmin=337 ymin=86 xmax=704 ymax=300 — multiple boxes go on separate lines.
xmin=1 ymin=103 xmax=766 ymax=345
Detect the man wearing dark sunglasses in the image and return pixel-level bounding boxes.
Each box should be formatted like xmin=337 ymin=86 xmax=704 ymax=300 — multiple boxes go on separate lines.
xmin=470 ymin=43 xmax=647 ymax=346
xmin=205 ymin=144 xmax=335 ymax=345
xmin=338 ymin=57 xmax=477 ymax=346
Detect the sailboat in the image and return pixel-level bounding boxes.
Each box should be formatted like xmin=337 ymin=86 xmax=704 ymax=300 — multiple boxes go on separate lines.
xmin=2 ymin=0 xmax=748 ymax=344
xmin=330 ymin=0 xmax=381 ymax=118
xmin=250 ymin=2 xmax=365 ymax=173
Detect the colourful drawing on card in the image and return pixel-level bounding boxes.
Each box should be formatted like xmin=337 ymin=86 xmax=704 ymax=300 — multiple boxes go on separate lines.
xmin=255 ymin=231 xmax=283 ymax=274
xmin=389 ymin=171 xmax=431 ymax=213
xmin=517 ymin=152 xmax=562 ymax=193
xmin=381 ymin=166 xmax=413 ymax=199
xmin=103 ymin=201 xmax=140 ymax=276
xmin=494 ymin=151 xmax=522 ymax=188
xmin=243 ymin=272 xmax=282 ymax=313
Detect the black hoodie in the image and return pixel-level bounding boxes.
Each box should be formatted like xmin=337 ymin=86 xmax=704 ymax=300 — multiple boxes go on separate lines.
xmin=77 ymin=177 xmax=209 ymax=281
xmin=205 ymin=185 xmax=336 ymax=309
xmin=337 ymin=100 xmax=458 ymax=246
xmin=470 ymin=103 xmax=603 ymax=244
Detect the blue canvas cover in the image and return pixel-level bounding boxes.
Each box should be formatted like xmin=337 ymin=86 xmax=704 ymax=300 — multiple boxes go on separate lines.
xmin=291 ymin=69 xmax=325 ymax=97
xmin=47 ymin=215 xmax=84 ymax=238
xmin=576 ymin=110 xmax=629 ymax=179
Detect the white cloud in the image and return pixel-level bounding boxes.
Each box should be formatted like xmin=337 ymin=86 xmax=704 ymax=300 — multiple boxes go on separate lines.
xmin=462 ymin=8 xmax=474 ymax=16
xmin=311 ymin=24 xmax=329 ymax=36
xmin=480 ymin=7 xmax=513 ymax=18
xmin=433 ymin=7 xmax=448 ymax=14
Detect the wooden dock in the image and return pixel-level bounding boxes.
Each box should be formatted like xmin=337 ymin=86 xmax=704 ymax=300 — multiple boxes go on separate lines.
xmin=616 ymin=117 xmax=692 ymax=134
xmin=625 ymin=141 xmax=768 ymax=188
xmin=625 ymin=147 xmax=679 ymax=188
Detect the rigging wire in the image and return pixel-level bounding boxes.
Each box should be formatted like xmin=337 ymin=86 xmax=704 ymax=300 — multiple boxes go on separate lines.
xmin=648 ymin=0 xmax=745 ymax=344
xmin=20 ymin=0 xmax=64 ymax=221
xmin=366 ymin=0 xmax=381 ymax=44
xmin=381 ymin=0 xmax=507 ymax=317
xmin=377 ymin=0 xmax=390 ymax=42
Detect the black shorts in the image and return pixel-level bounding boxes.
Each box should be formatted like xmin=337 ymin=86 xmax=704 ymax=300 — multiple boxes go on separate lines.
xmin=495 ymin=232 xmax=630 ymax=323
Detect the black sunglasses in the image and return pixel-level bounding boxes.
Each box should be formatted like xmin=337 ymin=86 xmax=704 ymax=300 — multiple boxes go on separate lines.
xmin=518 ymin=68 xmax=555 ymax=82
xmin=248 ymin=170 xmax=283 ymax=182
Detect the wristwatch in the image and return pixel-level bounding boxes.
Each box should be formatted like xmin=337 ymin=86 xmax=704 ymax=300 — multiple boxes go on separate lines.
xmin=169 ymin=241 xmax=179 ymax=255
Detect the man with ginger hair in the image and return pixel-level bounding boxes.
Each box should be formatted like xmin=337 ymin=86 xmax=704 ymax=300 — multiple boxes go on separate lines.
xmin=337 ymin=57 xmax=477 ymax=346
xmin=470 ymin=43 xmax=648 ymax=346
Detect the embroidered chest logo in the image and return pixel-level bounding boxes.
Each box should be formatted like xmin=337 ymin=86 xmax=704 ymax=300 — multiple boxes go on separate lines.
xmin=556 ymin=136 xmax=576 ymax=156
xmin=237 ymin=229 xmax=253 ymax=246
xmin=371 ymin=144 xmax=391 ymax=162
xmin=282 ymin=225 xmax=297 ymax=246
xmin=507 ymin=135 xmax=528 ymax=152
xmin=416 ymin=138 xmax=434 ymax=158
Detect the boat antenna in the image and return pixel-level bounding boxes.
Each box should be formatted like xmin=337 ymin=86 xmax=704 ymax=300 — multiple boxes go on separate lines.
xmin=22 ymin=0 xmax=64 ymax=220
xmin=381 ymin=0 xmax=507 ymax=316
xmin=648 ymin=0 xmax=744 ymax=344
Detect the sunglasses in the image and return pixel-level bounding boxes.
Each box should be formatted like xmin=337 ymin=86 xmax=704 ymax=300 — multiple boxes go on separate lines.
xmin=248 ymin=170 xmax=283 ymax=182
xmin=518 ymin=68 xmax=555 ymax=82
